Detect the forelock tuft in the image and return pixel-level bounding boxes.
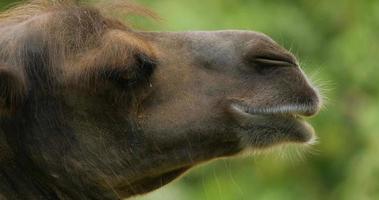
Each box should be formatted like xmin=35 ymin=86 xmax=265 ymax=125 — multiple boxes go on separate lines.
xmin=0 ymin=0 xmax=158 ymax=26
xmin=0 ymin=0 xmax=80 ymax=25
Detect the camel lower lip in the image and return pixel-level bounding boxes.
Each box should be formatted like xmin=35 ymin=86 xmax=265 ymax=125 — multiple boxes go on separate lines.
xmin=229 ymin=103 xmax=316 ymax=144
xmin=231 ymin=103 xmax=300 ymax=118
xmin=230 ymin=103 xmax=305 ymax=123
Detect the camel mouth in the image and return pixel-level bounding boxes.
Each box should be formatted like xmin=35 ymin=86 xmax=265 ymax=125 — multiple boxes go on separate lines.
xmin=230 ymin=100 xmax=320 ymax=117
xmin=229 ymin=101 xmax=318 ymax=146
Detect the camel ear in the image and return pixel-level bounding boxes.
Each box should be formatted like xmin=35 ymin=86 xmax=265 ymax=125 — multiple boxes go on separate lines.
xmin=0 ymin=64 xmax=27 ymax=115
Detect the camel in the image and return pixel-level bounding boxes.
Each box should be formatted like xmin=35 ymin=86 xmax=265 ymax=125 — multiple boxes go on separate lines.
xmin=0 ymin=1 xmax=321 ymax=199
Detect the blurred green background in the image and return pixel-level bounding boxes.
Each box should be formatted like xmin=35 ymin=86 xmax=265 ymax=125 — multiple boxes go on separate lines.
xmin=1 ymin=0 xmax=378 ymax=199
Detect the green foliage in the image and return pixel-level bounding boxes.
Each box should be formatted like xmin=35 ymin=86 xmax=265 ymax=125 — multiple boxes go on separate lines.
xmin=2 ymin=1 xmax=378 ymax=199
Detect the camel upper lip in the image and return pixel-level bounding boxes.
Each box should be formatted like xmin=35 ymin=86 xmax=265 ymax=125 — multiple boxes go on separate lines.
xmin=230 ymin=101 xmax=320 ymax=118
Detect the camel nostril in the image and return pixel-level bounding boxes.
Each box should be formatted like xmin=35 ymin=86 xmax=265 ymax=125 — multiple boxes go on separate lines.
xmin=245 ymin=52 xmax=299 ymax=76
xmin=252 ymin=56 xmax=297 ymax=75
xmin=253 ymin=56 xmax=297 ymax=67
xmin=244 ymin=37 xmax=298 ymax=68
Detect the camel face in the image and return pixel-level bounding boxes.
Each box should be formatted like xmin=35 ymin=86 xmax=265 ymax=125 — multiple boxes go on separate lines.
xmin=0 ymin=1 xmax=321 ymax=199
xmin=132 ymin=30 xmax=320 ymax=194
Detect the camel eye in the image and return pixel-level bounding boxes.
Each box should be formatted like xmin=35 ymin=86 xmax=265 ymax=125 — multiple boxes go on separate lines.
xmin=135 ymin=53 xmax=156 ymax=79
xmin=101 ymin=54 xmax=156 ymax=89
